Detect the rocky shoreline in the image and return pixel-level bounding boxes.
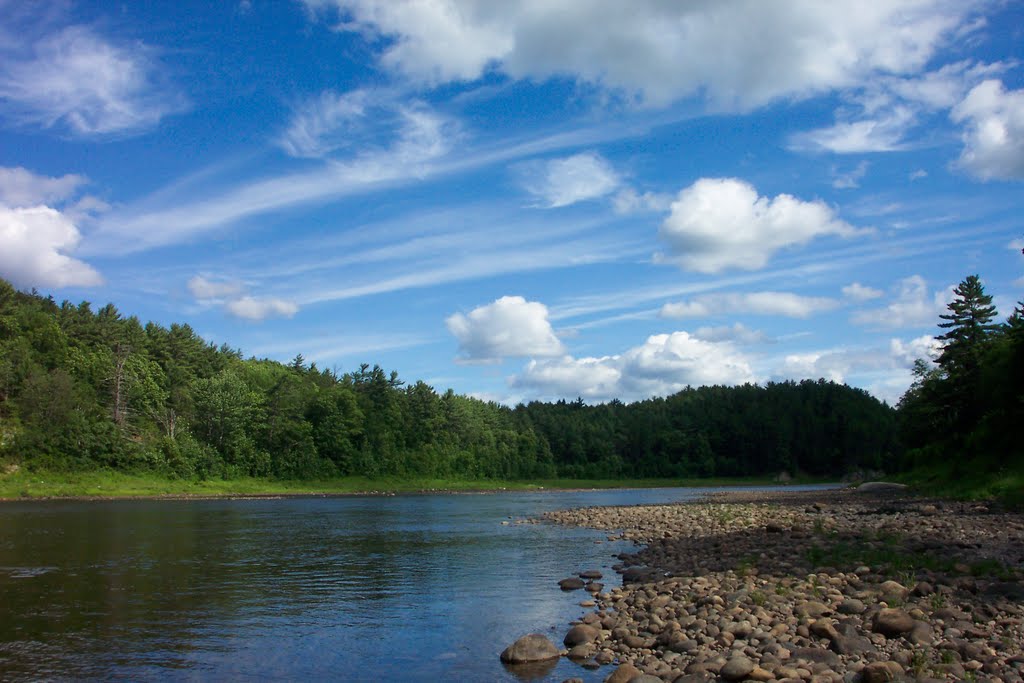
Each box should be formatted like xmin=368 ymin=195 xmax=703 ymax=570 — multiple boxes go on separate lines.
xmin=508 ymin=486 xmax=1024 ymax=683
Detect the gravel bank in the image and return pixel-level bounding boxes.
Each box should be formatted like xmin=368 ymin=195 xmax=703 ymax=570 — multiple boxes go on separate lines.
xmin=540 ymin=487 xmax=1024 ymax=683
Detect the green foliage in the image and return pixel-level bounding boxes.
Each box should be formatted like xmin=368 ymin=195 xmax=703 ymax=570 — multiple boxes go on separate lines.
xmin=0 ymin=277 xmax=898 ymax=483
xmin=896 ymin=275 xmax=1024 ymax=498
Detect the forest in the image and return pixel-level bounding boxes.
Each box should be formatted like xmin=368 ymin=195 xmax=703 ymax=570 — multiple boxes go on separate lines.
xmin=0 ymin=274 xmax=1018 ymax=484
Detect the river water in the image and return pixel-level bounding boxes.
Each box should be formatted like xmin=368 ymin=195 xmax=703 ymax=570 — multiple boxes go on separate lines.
xmin=0 ymin=486 xmax=825 ymax=681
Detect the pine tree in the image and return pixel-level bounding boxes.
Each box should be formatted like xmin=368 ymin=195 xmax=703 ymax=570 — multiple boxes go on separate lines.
xmin=936 ymin=275 xmax=998 ymax=375
xmin=935 ymin=275 xmax=998 ymax=435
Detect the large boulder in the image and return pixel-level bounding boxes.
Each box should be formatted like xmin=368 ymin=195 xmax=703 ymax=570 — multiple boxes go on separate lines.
xmin=499 ymin=633 xmax=560 ymax=663
xmin=872 ymin=608 xmax=916 ymax=637
xmin=563 ymin=624 xmax=599 ymax=647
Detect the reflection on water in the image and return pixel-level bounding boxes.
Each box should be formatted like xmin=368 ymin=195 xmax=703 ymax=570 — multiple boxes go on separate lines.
xmin=0 ymin=486 xmax=829 ymax=681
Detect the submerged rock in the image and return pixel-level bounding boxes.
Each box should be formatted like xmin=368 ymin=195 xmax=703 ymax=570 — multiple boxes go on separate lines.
xmin=499 ymin=633 xmax=560 ymax=664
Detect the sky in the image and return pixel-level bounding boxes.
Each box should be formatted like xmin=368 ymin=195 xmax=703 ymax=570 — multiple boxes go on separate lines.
xmin=1 ymin=0 xmax=1023 ymax=406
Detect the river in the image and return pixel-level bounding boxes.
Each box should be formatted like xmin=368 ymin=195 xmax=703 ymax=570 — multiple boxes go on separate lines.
xmin=0 ymin=486 xmax=829 ymax=681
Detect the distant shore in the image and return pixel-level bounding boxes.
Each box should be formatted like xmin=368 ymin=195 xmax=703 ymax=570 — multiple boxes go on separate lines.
xmin=536 ymin=486 xmax=1024 ymax=682
xmin=0 ymin=469 xmax=827 ymax=502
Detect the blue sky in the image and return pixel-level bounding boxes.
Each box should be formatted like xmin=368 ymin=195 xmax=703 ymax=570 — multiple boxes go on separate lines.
xmin=1 ymin=0 xmax=1022 ymax=405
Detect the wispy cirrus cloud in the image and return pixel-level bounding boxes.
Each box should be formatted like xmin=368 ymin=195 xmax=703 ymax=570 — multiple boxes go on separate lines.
xmin=0 ymin=25 xmax=186 ymax=136
xmin=660 ymin=291 xmax=839 ymax=319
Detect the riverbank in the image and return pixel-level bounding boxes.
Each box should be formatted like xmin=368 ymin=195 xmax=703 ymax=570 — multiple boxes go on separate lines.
xmin=0 ymin=468 xmax=811 ymax=501
xmin=540 ymin=487 xmax=1024 ymax=682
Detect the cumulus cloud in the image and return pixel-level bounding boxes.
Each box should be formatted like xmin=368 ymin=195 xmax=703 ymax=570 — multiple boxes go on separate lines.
xmin=775 ymin=334 xmax=941 ymax=403
xmin=224 ymin=296 xmax=300 ymax=321
xmin=0 ymin=166 xmax=86 ymax=206
xmin=0 ymin=205 xmax=103 ymax=288
xmin=842 ymin=282 xmax=884 ymax=301
xmin=952 ymin=79 xmax=1024 ymax=180
xmin=0 ymin=25 xmax=186 ymax=136
xmin=520 ymin=152 xmax=620 ymax=208
xmin=790 ymin=60 xmax=1006 ymax=154
xmin=512 ymin=331 xmax=756 ymax=402
xmin=851 ymin=275 xmax=951 ymax=329
xmin=661 ymin=291 xmax=839 ymax=319
xmin=656 ymin=178 xmax=859 ymax=273
xmin=692 ymin=323 xmax=772 ymax=345
xmin=304 ymin=1 xmax=975 ymax=109
xmin=187 ymin=274 xmax=298 ymax=322
xmin=446 ymin=295 xmax=564 ymax=362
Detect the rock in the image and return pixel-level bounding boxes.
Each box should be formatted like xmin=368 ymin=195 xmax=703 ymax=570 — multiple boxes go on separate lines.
xmin=830 ymin=632 xmax=876 ymax=656
xmin=623 ymin=634 xmax=648 ymax=648
xmin=559 ymin=577 xmax=586 ymax=590
xmin=908 ymin=621 xmax=934 ymax=646
xmin=767 ymin=522 xmax=785 ymax=533
xmin=878 ymin=580 xmax=908 ymax=600
xmin=672 ymin=675 xmax=712 ymax=683
xmin=580 ymin=569 xmax=604 ymax=579
xmin=604 ymin=663 xmax=643 ymax=683
xmin=562 ymin=679 xmax=584 ymax=683
xmin=872 ymin=608 xmax=915 ymax=637
xmin=790 ymin=647 xmax=840 ymax=667
xmin=566 ymin=644 xmax=594 ymax=660
xmin=837 ymin=599 xmax=866 ymax=615
xmin=810 ymin=618 xmax=839 ymax=640
xmin=564 ymin=624 xmax=600 ymax=647
xmin=796 ymin=601 xmax=831 ymax=618
xmin=500 ymin=633 xmax=561 ymax=663
xmin=856 ymin=482 xmax=908 ymax=493
xmin=861 ymin=661 xmax=904 ymax=683
xmin=585 ymin=581 xmax=604 ymax=593
xmin=720 ymin=656 xmax=756 ymax=681
xmin=629 ymin=676 xmax=663 ymax=683
xmin=748 ymin=666 xmax=775 ymax=681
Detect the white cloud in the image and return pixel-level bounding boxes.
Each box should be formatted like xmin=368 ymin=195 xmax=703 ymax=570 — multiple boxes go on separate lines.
xmin=0 ymin=26 xmax=185 ymax=136
xmin=446 ymin=295 xmax=564 ymax=362
xmin=279 ymin=90 xmax=369 ymax=158
xmin=0 ymin=166 xmax=85 ymax=206
xmin=909 ymin=168 xmax=928 ymax=180
xmin=513 ymin=331 xmax=756 ymax=402
xmin=94 ymin=98 xmax=457 ymax=253
xmin=520 ymin=152 xmax=620 ymax=208
xmin=692 ymin=323 xmax=772 ymax=345
xmin=0 ymin=205 xmax=103 ymax=288
xmin=842 ymin=282 xmax=884 ymax=301
xmin=224 ymin=296 xmax=300 ymax=321
xmin=305 ymin=1 xmax=975 ymax=109
xmin=790 ymin=60 xmax=1006 ymax=154
xmin=658 ymin=178 xmax=859 ymax=273
xmin=187 ymin=275 xmax=246 ymax=300
xmin=661 ymin=291 xmax=839 ymax=319
xmin=1010 ymin=238 xmax=1024 ymax=252
xmin=612 ymin=188 xmax=673 ymax=214
xmin=775 ymin=334 xmax=940 ymax=403
xmin=952 ymin=79 xmax=1024 ymax=180
xmin=831 ymin=161 xmax=870 ymax=189
xmin=793 ymin=106 xmax=916 ymax=153
xmin=851 ymin=275 xmax=951 ymax=329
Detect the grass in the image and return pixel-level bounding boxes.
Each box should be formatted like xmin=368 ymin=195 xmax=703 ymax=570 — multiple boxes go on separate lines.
xmin=0 ymin=469 xmax=813 ymax=501
xmin=898 ymin=461 xmax=1024 ymax=507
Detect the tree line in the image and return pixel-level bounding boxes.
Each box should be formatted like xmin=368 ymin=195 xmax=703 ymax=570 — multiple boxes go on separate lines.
xmin=1 ymin=276 xmax=905 ymax=481
xmin=897 ymin=274 xmax=1024 ymax=475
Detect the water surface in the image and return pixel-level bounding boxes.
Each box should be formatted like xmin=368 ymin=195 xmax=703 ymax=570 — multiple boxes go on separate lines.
xmin=0 ymin=486 xmax=828 ymax=681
